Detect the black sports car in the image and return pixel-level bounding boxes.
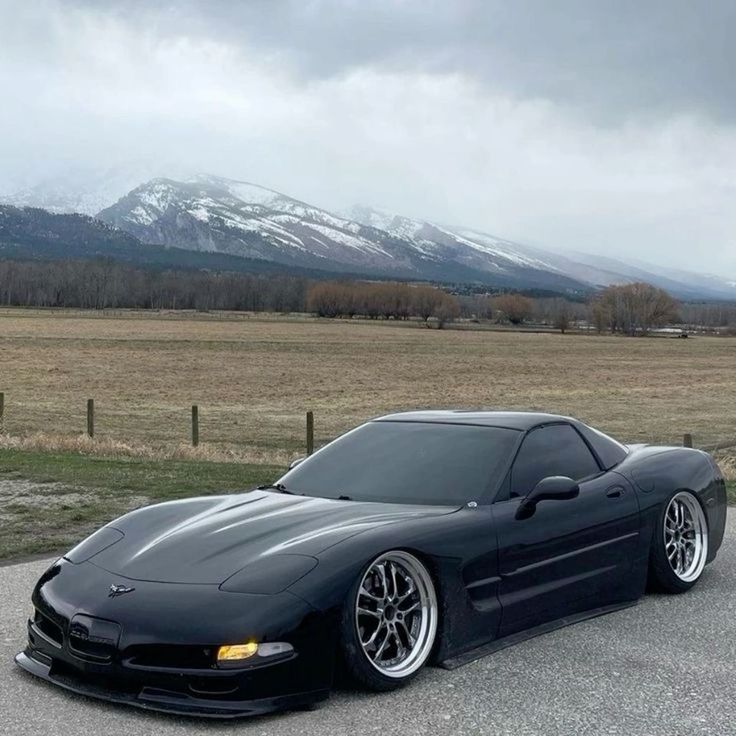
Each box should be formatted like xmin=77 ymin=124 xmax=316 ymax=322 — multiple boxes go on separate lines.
xmin=16 ymin=411 xmax=727 ymax=718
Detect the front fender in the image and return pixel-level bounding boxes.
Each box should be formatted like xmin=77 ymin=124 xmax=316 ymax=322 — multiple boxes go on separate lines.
xmin=287 ymin=506 xmax=503 ymax=663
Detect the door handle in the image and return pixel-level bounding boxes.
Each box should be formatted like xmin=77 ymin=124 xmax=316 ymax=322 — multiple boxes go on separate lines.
xmin=606 ymin=487 xmax=624 ymax=499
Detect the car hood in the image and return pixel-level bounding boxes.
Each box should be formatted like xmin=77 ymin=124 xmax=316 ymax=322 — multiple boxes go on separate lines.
xmin=87 ymin=490 xmax=454 ymax=584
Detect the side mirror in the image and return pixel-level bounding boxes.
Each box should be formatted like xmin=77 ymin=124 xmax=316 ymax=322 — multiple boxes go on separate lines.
xmin=515 ymin=476 xmax=580 ymax=520
xmin=288 ymin=457 xmax=306 ymax=470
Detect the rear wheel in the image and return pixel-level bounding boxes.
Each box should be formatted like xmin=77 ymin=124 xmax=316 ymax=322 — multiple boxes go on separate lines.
xmin=340 ymin=551 xmax=438 ymax=691
xmin=649 ymin=491 xmax=708 ymax=593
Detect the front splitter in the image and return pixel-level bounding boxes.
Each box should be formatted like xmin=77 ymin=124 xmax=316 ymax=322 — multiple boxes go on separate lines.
xmin=15 ymin=651 xmax=328 ymax=719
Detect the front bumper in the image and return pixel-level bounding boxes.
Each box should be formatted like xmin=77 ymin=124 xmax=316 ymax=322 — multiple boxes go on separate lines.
xmin=15 ymin=559 xmax=335 ymax=718
xmin=15 ymin=650 xmax=328 ymax=718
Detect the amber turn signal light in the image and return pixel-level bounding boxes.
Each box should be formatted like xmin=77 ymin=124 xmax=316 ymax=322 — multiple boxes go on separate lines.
xmin=217 ymin=641 xmax=258 ymax=662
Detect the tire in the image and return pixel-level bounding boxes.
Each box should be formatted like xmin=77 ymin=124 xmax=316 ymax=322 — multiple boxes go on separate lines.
xmin=340 ymin=550 xmax=438 ymax=692
xmin=649 ymin=490 xmax=708 ymax=593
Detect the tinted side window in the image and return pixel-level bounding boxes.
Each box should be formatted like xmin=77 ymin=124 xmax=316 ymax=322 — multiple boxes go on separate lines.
xmin=576 ymin=423 xmax=628 ymax=469
xmin=510 ymin=424 xmax=600 ymax=497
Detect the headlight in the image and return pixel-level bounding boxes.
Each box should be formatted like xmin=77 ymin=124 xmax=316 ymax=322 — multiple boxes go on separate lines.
xmin=216 ymin=641 xmax=294 ymax=668
xmin=219 ymin=554 xmax=317 ymax=594
xmin=64 ymin=527 xmax=124 ymax=563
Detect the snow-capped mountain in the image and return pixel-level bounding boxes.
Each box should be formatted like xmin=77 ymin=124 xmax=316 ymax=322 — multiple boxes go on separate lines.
xmin=0 ymin=164 xmax=191 ymax=216
xmin=97 ymin=177 xmax=588 ymax=291
xmin=351 ymin=205 xmax=736 ymax=300
xmin=346 ymin=205 xmax=568 ymax=277
xmin=98 ymin=175 xmax=427 ymax=276
xmin=7 ymin=171 xmax=735 ymax=298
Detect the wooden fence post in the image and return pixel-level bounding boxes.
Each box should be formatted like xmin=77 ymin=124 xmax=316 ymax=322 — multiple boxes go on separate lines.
xmin=306 ymin=411 xmax=314 ymax=455
xmin=192 ymin=405 xmax=199 ymax=447
xmin=0 ymin=392 xmax=4 ymax=432
xmin=87 ymin=399 xmax=94 ymax=438
xmin=683 ymin=433 xmax=693 ymax=448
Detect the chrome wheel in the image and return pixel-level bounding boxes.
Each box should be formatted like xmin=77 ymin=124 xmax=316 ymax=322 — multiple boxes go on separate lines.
xmin=355 ymin=551 xmax=437 ymax=679
xmin=664 ymin=492 xmax=708 ymax=583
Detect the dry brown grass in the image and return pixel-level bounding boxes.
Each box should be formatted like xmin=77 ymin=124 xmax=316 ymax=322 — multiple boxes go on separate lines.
xmin=714 ymin=452 xmax=736 ymax=481
xmin=2 ymin=307 xmax=736 ymax=464
xmin=0 ymin=432 xmax=291 ymax=466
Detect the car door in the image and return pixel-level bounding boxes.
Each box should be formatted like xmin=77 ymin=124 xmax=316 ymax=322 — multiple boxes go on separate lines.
xmin=492 ymin=423 xmax=639 ymax=638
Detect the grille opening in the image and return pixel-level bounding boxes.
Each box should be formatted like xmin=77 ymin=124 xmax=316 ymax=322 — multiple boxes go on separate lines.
xmin=33 ymin=610 xmax=63 ymax=646
xmin=188 ymin=679 xmax=239 ymax=697
xmin=68 ymin=635 xmax=117 ymax=663
xmin=124 ymin=644 xmax=215 ymax=670
xmin=52 ymin=659 xmax=139 ymax=695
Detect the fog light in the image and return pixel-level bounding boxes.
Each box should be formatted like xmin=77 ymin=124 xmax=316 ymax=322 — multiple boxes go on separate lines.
xmin=217 ymin=641 xmax=258 ymax=663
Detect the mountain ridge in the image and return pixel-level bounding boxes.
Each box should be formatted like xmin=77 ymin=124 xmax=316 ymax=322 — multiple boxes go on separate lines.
xmin=96 ymin=177 xmax=592 ymax=293
xmin=2 ymin=172 xmax=736 ymax=300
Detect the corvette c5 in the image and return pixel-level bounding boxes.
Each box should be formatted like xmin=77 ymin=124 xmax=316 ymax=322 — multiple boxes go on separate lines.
xmin=16 ymin=411 xmax=726 ymax=717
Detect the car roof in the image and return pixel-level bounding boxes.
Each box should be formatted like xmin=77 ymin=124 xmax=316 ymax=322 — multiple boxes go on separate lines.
xmin=373 ymin=410 xmax=576 ymax=431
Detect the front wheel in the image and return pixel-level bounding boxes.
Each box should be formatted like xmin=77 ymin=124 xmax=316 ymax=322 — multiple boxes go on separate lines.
xmin=340 ymin=550 xmax=438 ymax=691
xmin=649 ymin=490 xmax=709 ymax=593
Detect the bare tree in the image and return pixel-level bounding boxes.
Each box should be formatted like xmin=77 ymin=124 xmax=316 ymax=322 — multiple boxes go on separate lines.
xmin=493 ymin=294 xmax=534 ymax=325
xmin=593 ymin=283 xmax=678 ymax=336
xmin=412 ymin=285 xmax=444 ymax=323
xmin=434 ymin=292 xmax=461 ymax=328
xmin=551 ymin=298 xmax=571 ymax=333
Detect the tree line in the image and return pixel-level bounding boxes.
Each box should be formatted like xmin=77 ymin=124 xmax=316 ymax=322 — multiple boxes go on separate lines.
xmin=0 ymin=259 xmax=307 ymax=312
xmin=1 ymin=257 xmax=733 ymax=335
xmin=306 ymin=281 xmax=460 ymax=325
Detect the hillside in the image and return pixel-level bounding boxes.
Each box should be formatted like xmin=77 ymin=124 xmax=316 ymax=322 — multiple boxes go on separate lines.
xmin=3 ymin=173 xmax=736 ymax=299
xmin=96 ymin=176 xmax=590 ymax=293
xmin=0 ymin=205 xmax=376 ymax=280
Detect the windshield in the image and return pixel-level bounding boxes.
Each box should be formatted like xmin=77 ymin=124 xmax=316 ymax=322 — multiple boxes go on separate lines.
xmin=277 ymin=421 xmax=520 ymax=505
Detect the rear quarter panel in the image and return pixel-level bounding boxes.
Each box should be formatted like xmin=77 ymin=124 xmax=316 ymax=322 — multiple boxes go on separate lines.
xmin=617 ymin=446 xmax=727 ymax=563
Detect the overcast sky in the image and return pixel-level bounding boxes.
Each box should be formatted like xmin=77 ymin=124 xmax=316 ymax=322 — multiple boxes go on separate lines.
xmin=1 ymin=0 xmax=735 ymax=275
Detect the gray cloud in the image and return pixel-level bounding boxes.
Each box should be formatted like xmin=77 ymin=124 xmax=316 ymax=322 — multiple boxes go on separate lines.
xmin=1 ymin=0 xmax=735 ymax=276
xmin=155 ymin=0 xmax=736 ymax=124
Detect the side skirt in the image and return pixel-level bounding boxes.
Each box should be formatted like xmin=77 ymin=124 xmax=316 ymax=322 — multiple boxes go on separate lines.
xmin=439 ymin=600 xmax=638 ymax=670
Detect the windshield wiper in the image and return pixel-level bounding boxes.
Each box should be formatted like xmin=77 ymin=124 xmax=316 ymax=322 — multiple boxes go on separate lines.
xmin=257 ymin=483 xmax=299 ymax=495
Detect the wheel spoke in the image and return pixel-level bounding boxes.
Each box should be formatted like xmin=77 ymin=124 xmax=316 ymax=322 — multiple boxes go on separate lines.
xmin=374 ymin=628 xmax=391 ymax=660
xmin=399 ymin=598 xmax=421 ymax=614
xmin=396 ymin=581 xmax=416 ymax=603
xmin=378 ymin=563 xmax=389 ymax=598
xmin=668 ymin=503 xmax=677 ymax=526
xmin=358 ymin=606 xmax=381 ymax=618
xmin=396 ymin=619 xmax=416 ymax=648
xmin=389 ymin=561 xmax=399 ymax=599
xmin=363 ymin=621 xmax=385 ymax=647
xmin=392 ymin=631 xmax=406 ymax=660
xmin=359 ymin=584 xmax=382 ymax=602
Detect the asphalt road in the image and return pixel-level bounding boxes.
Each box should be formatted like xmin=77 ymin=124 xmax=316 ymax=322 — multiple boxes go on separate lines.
xmin=2 ymin=513 xmax=735 ymax=736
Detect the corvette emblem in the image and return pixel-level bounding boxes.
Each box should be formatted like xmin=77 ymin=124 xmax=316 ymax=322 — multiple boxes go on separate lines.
xmin=108 ymin=583 xmax=135 ymax=598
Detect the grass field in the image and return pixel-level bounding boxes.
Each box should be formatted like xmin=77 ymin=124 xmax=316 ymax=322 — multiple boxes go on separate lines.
xmin=2 ymin=307 xmax=736 ymax=451
xmin=1 ymin=307 xmax=735 ymax=560
xmin=0 ymin=449 xmax=278 ymax=560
